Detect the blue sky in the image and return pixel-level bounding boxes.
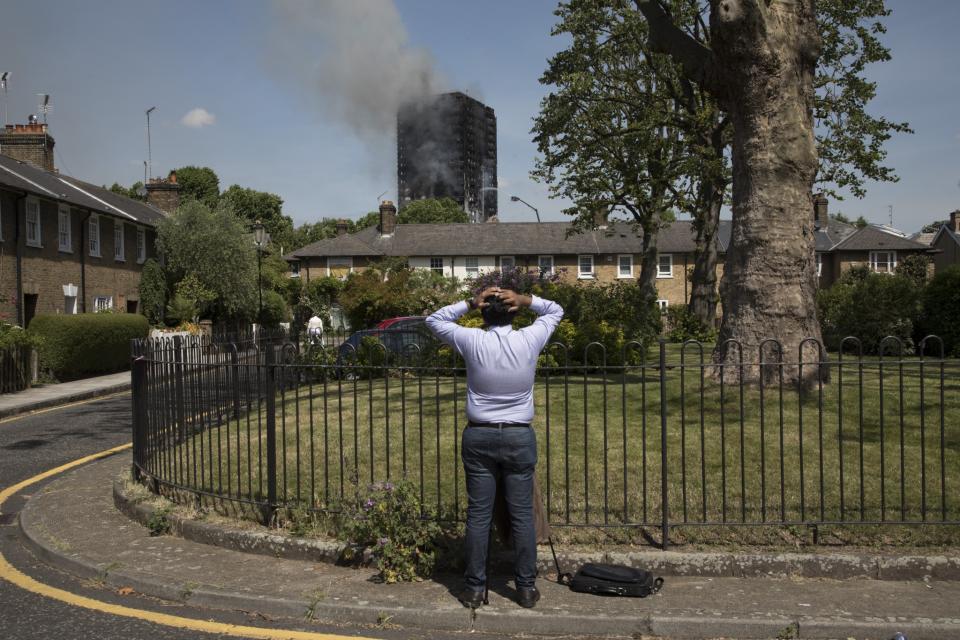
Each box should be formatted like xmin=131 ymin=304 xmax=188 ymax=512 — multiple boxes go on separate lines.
xmin=1 ymin=0 xmax=957 ymax=233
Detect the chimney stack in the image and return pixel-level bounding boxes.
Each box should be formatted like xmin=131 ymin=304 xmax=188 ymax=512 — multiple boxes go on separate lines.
xmin=145 ymin=170 xmax=181 ymax=215
xmin=0 ymin=121 xmax=56 ymax=171
xmin=951 ymin=210 xmax=960 ymax=234
xmin=593 ymin=208 xmax=608 ymax=229
xmin=336 ymin=219 xmax=350 ymax=236
xmin=813 ymin=193 xmax=829 ymax=230
xmin=379 ymin=200 xmax=397 ymax=236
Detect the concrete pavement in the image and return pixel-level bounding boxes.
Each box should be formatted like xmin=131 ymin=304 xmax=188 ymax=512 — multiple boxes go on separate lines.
xmin=0 ymin=371 xmax=130 ymax=419
xmin=18 ymin=453 xmax=960 ymax=640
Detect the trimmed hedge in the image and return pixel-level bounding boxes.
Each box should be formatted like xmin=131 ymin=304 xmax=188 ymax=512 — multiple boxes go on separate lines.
xmin=28 ymin=313 xmax=149 ymax=380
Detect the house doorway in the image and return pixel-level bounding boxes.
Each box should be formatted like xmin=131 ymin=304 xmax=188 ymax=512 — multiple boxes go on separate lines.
xmin=126 ymin=299 xmax=139 ymax=314
xmin=23 ymin=293 xmax=38 ymax=328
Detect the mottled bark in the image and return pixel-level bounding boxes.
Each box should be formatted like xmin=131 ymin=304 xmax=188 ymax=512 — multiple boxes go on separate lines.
xmin=688 ymin=182 xmax=722 ymax=326
xmin=711 ymin=0 xmax=823 ymax=381
xmin=640 ymin=0 xmax=824 ymax=381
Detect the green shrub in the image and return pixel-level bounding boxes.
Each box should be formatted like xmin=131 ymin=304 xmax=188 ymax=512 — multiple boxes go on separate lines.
xmin=665 ymin=305 xmax=717 ymax=343
xmin=138 ymin=258 xmax=169 ymax=325
xmin=339 ymin=480 xmax=445 ymax=583
xmin=919 ymin=265 xmax=960 ymax=356
xmin=259 ymin=289 xmax=290 ymax=328
xmin=28 ymin=313 xmax=149 ymax=380
xmin=817 ymin=270 xmax=921 ymax=354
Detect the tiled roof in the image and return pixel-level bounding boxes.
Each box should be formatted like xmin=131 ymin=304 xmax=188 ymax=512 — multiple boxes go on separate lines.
xmin=814 ymin=220 xmax=857 ymax=251
xmin=0 ymin=154 xmax=166 ymax=226
xmin=289 ymin=219 xmax=732 ymax=260
xmin=931 ymin=225 xmax=960 ymax=249
xmin=832 ymin=224 xmax=932 ymax=252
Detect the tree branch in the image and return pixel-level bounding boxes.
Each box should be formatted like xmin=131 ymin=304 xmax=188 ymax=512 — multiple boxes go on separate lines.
xmin=635 ymin=0 xmax=718 ymax=93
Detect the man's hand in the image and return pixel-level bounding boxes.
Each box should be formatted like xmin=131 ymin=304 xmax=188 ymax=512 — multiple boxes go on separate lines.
xmin=472 ymin=287 xmax=501 ymax=310
xmin=496 ymin=289 xmax=532 ymax=312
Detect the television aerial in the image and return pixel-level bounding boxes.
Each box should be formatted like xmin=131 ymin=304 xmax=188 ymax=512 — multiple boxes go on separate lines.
xmin=37 ymin=93 xmax=51 ymax=124
xmin=1 ymin=73 xmax=9 ymax=125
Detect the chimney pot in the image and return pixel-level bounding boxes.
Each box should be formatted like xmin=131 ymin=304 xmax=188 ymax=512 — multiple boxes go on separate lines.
xmin=379 ymin=200 xmax=398 ymax=236
xmin=950 ymin=210 xmax=960 ymax=234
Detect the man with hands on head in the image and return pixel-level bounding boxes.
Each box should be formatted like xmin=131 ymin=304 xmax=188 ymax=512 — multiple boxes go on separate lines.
xmin=425 ymin=286 xmax=564 ymax=609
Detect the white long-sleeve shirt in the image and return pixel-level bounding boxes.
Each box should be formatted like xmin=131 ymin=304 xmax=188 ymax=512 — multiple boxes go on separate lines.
xmin=425 ymin=296 xmax=564 ymax=424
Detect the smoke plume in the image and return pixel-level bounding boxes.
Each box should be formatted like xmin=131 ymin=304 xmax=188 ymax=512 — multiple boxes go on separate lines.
xmin=268 ymin=0 xmax=446 ymax=138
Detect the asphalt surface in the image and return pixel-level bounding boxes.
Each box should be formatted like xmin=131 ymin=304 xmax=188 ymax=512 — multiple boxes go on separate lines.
xmin=0 ymin=394 xmax=538 ymax=640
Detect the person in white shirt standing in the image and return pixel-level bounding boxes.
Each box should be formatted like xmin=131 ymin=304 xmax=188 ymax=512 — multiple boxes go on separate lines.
xmin=426 ymin=286 xmax=563 ymax=609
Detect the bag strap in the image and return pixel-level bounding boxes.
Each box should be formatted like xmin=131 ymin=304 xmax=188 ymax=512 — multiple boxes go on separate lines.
xmin=652 ymin=577 xmax=664 ymax=594
xmin=547 ymin=536 xmax=574 ymax=586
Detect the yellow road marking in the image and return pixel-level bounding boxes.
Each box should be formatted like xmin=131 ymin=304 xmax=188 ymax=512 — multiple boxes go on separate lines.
xmin=0 ymin=443 xmax=131 ymax=514
xmin=0 ymin=444 xmax=377 ymax=639
xmin=0 ymin=390 xmax=130 ymax=425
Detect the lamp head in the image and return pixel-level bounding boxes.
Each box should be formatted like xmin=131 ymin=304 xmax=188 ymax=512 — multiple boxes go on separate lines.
xmin=253 ymin=220 xmax=267 ymax=246
xmin=510 ymin=195 xmax=520 ymax=202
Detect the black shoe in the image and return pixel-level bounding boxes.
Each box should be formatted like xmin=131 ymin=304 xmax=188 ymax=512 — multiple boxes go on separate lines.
xmin=517 ymin=586 xmax=540 ymax=608
xmin=458 ymin=588 xmax=484 ymax=609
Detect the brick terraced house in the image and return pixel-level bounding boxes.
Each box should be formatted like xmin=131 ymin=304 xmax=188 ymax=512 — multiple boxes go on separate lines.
xmin=287 ymin=199 xmax=934 ymax=314
xmin=0 ymin=122 xmax=179 ymax=326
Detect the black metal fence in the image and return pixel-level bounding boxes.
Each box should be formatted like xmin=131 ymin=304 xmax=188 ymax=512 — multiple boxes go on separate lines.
xmin=130 ymin=333 xmax=960 ymax=547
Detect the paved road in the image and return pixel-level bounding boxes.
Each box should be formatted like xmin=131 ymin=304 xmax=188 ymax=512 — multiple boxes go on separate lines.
xmin=0 ymin=394 xmax=544 ymax=640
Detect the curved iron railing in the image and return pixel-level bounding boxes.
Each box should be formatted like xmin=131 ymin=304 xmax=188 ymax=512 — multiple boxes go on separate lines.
xmin=130 ymin=333 xmax=960 ymax=547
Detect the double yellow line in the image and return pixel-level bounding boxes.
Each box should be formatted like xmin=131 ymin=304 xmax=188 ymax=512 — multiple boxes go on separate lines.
xmin=0 ymin=443 xmax=373 ymax=640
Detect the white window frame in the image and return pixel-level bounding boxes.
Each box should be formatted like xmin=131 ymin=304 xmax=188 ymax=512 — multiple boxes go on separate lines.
xmin=657 ymin=299 xmax=669 ymax=312
xmin=114 ymin=221 xmax=125 ymax=261
xmin=136 ymin=227 xmax=147 ymax=263
xmin=429 ymin=257 xmax=444 ymax=274
xmin=617 ymin=254 xmax=634 ymax=278
xmin=538 ymin=255 xmax=554 ymax=276
xmin=95 ymin=296 xmax=113 ymax=312
xmin=58 ymin=205 xmax=72 ymax=253
xmin=25 ymin=198 xmax=41 ymax=247
xmin=89 ymin=214 xmax=101 ymax=257
xmin=869 ymin=250 xmax=897 ymax=274
xmin=326 ymin=256 xmax=353 ymax=279
xmin=289 ymin=261 xmax=301 ymax=278
xmin=578 ymin=254 xmax=594 ymax=279
xmin=816 ymin=252 xmax=823 ymax=277
xmin=500 ymin=256 xmax=515 ymax=271
xmin=657 ymin=253 xmax=673 ymax=278
xmin=465 ymin=256 xmax=479 ymax=278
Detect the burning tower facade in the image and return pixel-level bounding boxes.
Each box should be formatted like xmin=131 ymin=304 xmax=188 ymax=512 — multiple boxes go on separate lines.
xmin=397 ymin=92 xmax=497 ymax=222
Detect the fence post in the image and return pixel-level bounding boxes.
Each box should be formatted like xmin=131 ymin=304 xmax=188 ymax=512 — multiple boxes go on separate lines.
xmin=659 ymin=339 xmax=669 ymax=551
xmin=264 ymin=343 xmax=278 ymax=525
xmin=131 ymin=357 xmax=148 ymax=482
xmin=231 ymin=347 xmax=241 ymax=419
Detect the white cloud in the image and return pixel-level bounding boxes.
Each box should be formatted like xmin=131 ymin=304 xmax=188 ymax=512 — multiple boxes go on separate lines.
xmin=181 ymin=107 xmax=216 ymax=128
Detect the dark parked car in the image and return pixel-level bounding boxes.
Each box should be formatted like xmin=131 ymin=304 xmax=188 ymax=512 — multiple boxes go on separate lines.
xmin=336 ymin=322 xmax=436 ymax=374
xmin=375 ymin=315 xmax=427 ymax=330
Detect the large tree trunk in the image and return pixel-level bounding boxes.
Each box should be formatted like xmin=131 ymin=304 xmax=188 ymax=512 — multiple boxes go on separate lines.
xmin=688 ymin=179 xmax=723 ymax=327
xmin=639 ymin=0 xmax=824 ymax=382
xmin=711 ymin=0 xmax=823 ymax=381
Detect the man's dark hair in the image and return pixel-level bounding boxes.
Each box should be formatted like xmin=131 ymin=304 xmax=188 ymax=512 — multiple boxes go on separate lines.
xmin=481 ymin=295 xmax=516 ymax=327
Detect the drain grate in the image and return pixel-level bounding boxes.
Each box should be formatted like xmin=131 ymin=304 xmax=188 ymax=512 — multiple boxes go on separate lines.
xmin=0 ymin=513 xmax=17 ymax=525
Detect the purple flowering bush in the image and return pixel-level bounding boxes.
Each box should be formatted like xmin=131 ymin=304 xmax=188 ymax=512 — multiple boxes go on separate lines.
xmin=339 ymin=480 xmax=444 ymax=583
xmin=466 ymin=267 xmax=562 ymax=296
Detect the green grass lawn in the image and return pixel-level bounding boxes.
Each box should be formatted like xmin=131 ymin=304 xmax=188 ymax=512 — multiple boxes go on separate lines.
xmin=153 ymin=346 xmax=960 ymax=545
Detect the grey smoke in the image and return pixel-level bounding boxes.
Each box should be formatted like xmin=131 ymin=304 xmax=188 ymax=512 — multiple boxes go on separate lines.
xmin=268 ymin=0 xmax=447 ymax=138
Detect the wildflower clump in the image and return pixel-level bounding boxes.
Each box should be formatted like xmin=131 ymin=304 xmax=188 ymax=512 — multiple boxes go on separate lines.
xmin=339 ymin=480 xmax=444 ymax=583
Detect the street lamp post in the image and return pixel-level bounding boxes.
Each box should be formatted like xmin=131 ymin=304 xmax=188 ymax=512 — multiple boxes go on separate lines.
xmin=510 ymin=195 xmax=541 ymax=223
xmin=252 ymin=220 xmax=268 ymax=326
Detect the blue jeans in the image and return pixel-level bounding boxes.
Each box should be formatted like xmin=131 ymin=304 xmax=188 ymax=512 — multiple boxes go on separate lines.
xmin=460 ymin=425 xmax=538 ymax=592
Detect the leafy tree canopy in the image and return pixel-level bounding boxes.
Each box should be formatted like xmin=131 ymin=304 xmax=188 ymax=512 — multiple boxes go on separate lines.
xmin=397 ymin=198 xmax=469 ymax=224
xmin=172 ymin=166 xmax=220 ymax=210
xmin=107 ymin=182 xmax=145 ymax=202
xmin=155 ymin=199 xmax=257 ymax=322
xmin=219 ymin=184 xmax=294 ymax=252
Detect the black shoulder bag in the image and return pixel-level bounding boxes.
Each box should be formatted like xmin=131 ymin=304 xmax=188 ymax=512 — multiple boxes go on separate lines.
xmin=549 ymin=539 xmax=664 ymax=598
